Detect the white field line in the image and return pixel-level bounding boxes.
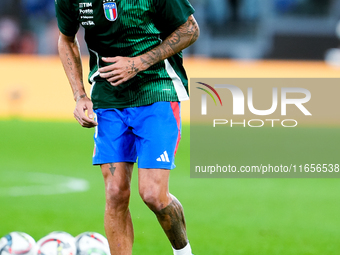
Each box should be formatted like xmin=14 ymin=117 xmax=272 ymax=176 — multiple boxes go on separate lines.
xmin=0 ymin=172 xmax=89 ymax=196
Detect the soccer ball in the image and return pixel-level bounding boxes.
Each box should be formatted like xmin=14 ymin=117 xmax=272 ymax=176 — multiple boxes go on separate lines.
xmin=75 ymin=232 xmax=110 ymax=255
xmin=36 ymin=232 xmax=76 ymax=255
xmin=0 ymin=232 xmax=36 ymax=255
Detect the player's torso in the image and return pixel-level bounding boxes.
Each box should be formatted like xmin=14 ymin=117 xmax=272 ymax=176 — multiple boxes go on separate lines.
xmin=62 ymin=0 xmax=190 ymax=108
xmin=72 ymin=0 xmax=160 ymax=56
xmin=75 ymin=0 xmax=153 ymax=30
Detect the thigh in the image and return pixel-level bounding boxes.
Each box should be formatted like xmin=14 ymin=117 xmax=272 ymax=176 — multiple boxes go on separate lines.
xmin=93 ymin=108 xmax=137 ymax=165
xmin=132 ymin=102 xmax=181 ymax=170
xmin=101 ymin=162 xmax=134 ymax=191
xmin=138 ymin=168 xmax=171 ymax=201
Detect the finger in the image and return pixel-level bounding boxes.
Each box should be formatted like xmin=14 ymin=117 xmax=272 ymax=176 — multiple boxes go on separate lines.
xmin=82 ymin=116 xmax=98 ymax=126
xmin=82 ymin=121 xmax=98 ymax=128
xmin=108 ymin=74 xmax=128 ymax=84
xmin=102 ymin=57 xmax=119 ymax=63
xmin=87 ymin=106 xmax=94 ymax=119
xmin=110 ymin=78 xmax=126 ymax=87
xmin=107 ymin=74 xmax=123 ymax=83
xmin=99 ymin=70 xmax=118 ymax=79
xmin=99 ymin=58 xmax=119 ymax=73
xmin=74 ymin=108 xmax=88 ymax=126
xmin=76 ymin=107 xmax=98 ymax=126
xmin=99 ymin=65 xmax=122 ymax=74
xmin=74 ymin=112 xmax=84 ymax=126
xmin=98 ymin=65 xmax=115 ymax=73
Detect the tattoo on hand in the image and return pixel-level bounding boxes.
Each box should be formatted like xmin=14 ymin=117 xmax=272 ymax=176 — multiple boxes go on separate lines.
xmin=109 ymin=163 xmax=116 ymax=176
xmin=127 ymin=60 xmax=139 ymax=74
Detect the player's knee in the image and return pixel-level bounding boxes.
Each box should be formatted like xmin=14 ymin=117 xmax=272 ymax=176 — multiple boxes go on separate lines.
xmin=105 ymin=183 xmax=130 ymax=211
xmin=139 ymin=188 xmax=167 ymax=212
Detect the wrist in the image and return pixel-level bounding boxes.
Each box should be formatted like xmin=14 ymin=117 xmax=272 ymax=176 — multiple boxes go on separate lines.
xmin=75 ymin=93 xmax=87 ymax=102
xmin=137 ymin=55 xmax=152 ymax=71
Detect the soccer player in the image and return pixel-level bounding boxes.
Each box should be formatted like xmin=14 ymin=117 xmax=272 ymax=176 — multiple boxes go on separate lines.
xmin=55 ymin=1 xmax=199 ymax=254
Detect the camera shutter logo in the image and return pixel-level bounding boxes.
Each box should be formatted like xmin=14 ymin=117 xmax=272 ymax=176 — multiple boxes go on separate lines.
xmin=196 ymin=82 xmax=223 ymax=115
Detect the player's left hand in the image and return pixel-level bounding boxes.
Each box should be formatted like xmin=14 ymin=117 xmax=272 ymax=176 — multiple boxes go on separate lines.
xmin=99 ymin=56 xmax=143 ymax=86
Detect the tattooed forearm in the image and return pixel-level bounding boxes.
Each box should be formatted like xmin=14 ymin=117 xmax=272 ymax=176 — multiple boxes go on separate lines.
xmin=138 ymin=15 xmax=199 ymax=70
xmin=182 ymin=15 xmax=200 ymax=46
xmin=73 ymin=89 xmax=79 ymax=98
xmin=168 ymin=16 xmax=199 ymax=51
xmin=168 ymin=32 xmax=181 ymax=46
xmin=153 ymin=196 xmax=188 ymax=249
xmin=58 ymin=34 xmax=86 ymax=101
xmin=140 ymin=47 xmax=163 ymax=69
xmin=66 ymin=53 xmax=73 ymax=71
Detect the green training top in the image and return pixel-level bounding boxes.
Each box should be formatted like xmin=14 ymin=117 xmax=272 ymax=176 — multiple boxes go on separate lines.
xmin=55 ymin=0 xmax=194 ymax=109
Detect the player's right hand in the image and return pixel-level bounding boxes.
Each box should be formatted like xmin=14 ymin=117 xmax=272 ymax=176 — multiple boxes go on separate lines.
xmin=74 ymin=96 xmax=98 ymax=128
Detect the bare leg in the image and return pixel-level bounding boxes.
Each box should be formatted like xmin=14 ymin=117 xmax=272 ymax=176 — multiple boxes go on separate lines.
xmin=138 ymin=168 xmax=188 ymax=249
xmin=155 ymin=195 xmax=188 ymax=249
xmin=101 ymin=162 xmax=134 ymax=255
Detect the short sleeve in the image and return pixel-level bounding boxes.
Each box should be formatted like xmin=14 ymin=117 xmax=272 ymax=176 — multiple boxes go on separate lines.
xmin=55 ymin=0 xmax=79 ymax=36
xmin=153 ymin=0 xmax=195 ymax=35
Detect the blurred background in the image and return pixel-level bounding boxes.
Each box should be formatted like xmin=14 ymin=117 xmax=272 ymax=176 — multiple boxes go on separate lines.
xmin=0 ymin=0 xmax=340 ymax=59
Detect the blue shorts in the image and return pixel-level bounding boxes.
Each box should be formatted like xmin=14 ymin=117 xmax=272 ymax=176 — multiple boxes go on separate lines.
xmin=92 ymin=102 xmax=181 ymax=169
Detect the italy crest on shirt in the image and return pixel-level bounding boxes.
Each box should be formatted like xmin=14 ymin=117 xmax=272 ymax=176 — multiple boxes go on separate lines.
xmin=103 ymin=0 xmax=118 ymax=21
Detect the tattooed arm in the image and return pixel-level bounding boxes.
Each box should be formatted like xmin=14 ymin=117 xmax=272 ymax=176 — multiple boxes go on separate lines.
xmin=58 ymin=32 xmax=97 ymax=128
xmin=99 ymin=15 xmax=199 ymax=86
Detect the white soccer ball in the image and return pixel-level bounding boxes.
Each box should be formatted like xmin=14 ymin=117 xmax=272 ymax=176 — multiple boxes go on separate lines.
xmin=36 ymin=232 xmax=76 ymax=255
xmin=75 ymin=232 xmax=110 ymax=255
xmin=0 ymin=232 xmax=36 ymax=255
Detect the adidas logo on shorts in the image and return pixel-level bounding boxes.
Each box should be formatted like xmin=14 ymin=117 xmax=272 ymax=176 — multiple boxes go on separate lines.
xmin=156 ymin=151 xmax=170 ymax=162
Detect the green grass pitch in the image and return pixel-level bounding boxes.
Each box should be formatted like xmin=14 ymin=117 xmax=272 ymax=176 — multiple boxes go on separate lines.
xmin=1 ymin=119 xmax=340 ymax=254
